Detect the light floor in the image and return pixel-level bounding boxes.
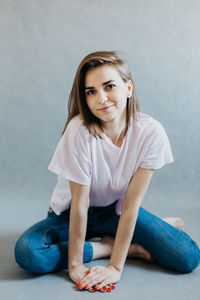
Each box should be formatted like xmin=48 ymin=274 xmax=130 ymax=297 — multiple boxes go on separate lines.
xmin=0 ymin=190 xmax=199 ymax=300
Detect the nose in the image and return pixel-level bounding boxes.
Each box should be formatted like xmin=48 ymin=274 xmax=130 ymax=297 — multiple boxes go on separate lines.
xmin=97 ymin=89 xmax=108 ymax=104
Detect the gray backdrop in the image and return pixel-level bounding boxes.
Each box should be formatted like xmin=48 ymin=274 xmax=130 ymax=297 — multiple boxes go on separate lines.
xmin=0 ymin=1 xmax=199 ymax=299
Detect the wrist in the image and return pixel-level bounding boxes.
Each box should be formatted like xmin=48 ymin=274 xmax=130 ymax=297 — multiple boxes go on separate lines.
xmin=69 ymin=262 xmax=83 ymax=272
xmin=107 ymin=264 xmax=123 ymax=273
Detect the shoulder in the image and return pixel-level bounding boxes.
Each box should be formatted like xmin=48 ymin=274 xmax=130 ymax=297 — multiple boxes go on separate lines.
xmin=59 ymin=114 xmax=91 ymax=157
xmin=64 ymin=114 xmax=90 ymax=142
xmin=134 ymin=111 xmax=161 ymax=128
xmin=66 ymin=114 xmax=84 ymax=133
xmin=134 ymin=111 xmax=166 ymax=137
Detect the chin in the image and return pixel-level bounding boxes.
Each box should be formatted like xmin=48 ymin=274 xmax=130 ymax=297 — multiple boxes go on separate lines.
xmin=99 ymin=115 xmax=116 ymax=122
xmin=90 ymin=110 xmax=116 ymax=122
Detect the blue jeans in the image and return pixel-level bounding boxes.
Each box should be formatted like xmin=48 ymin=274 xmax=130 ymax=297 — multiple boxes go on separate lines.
xmin=14 ymin=201 xmax=200 ymax=274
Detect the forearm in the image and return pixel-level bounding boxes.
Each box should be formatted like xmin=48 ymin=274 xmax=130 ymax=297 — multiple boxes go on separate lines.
xmin=108 ymin=168 xmax=154 ymax=272
xmin=107 ymin=201 xmax=140 ymax=272
xmin=68 ymin=204 xmax=88 ymax=271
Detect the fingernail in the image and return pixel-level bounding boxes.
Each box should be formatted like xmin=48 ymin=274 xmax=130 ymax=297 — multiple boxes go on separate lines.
xmin=77 ymin=282 xmax=81 ymax=286
xmin=107 ymin=287 xmax=112 ymax=292
xmin=102 ymin=288 xmax=106 ymax=292
xmin=89 ymin=288 xmax=95 ymax=292
xmin=95 ymin=285 xmax=100 ymax=290
xmin=111 ymin=285 xmax=115 ymax=289
xmin=84 ymin=285 xmax=89 ymax=289
xmin=78 ymin=285 xmax=82 ymax=289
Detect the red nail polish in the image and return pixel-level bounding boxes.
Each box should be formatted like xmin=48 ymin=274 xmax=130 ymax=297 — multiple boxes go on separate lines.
xmin=90 ymin=288 xmax=95 ymax=292
xmin=107 ymin=287 xmax=112 ymax=291
xmin=78 ymin=285 xmax=82 ymax=289
xmin=102 ymin=288 xmax=106 ymax=291
xmin=111 ymin=285 xmax=115 ymax=289
xmin=95 ymin=285 xmax=100 ymax=290
xmin=86 ymin=271 xmax=90 ymax=275
xmin=84 ymin=285 xmax=89 ymax=289
xmin=77 ymin=282 xmax=81 ymax=286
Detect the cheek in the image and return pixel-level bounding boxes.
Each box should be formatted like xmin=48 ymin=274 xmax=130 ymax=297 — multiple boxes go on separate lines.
xmin=86 ymin=99 xmax=95 ymax=111
xmin=114 ymin=92 xmax=126 ymax=105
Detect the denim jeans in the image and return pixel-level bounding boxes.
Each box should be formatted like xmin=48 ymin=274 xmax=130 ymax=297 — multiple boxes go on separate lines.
xmin=14 ymin=201 xmax=200 ymax=274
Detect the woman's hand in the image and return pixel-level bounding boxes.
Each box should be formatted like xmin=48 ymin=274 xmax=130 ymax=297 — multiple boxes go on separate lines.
xmin=69 ymin=264 xmax=90 ymax=285
xmin=77 ymin=265 xmax=121 ymax=292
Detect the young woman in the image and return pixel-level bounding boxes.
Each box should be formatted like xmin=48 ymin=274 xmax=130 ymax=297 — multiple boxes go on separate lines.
xmin=14 ymin=51 xmax=200 ymax=293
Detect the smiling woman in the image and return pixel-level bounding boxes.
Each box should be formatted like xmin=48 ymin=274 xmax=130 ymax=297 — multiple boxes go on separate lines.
xmin=61 ymin=51 xmax=140 ymax=142
xmin=14 ymin=51 xmax=200 ymax=294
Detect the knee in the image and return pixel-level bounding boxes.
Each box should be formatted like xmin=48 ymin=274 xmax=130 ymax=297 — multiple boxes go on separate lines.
xmin=14 ymin=234 xmax=49 ymax=274
xmin=176 ymin=243 xmax=200 ymax=273
xmin=179 ymin=254 xmax=200 ymax=273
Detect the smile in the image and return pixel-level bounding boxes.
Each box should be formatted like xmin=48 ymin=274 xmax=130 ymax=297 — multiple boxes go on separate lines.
xmin=98 ymin=104 xmax=114 ymax=112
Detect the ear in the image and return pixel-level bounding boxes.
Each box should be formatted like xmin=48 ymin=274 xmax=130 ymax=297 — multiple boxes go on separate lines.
xmin=126 ymin=80 xmax=134 ymax=98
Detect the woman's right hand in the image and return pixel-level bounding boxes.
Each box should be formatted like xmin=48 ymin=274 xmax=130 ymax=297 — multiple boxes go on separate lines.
xmin=69 ymin=264 xmax=90 ymax=285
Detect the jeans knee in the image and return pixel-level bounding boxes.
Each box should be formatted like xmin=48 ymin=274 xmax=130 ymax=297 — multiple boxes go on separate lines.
xmin=14 ymin=235 xmax=48 ymax=274
xmin=177 ymin=243 xmax=200 ymax=273
xmin=180 ymin=254 xmax=200 ymax=273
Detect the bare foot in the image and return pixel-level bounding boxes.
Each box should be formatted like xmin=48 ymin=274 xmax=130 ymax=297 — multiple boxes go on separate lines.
xmin=127 ymin=243 xmax=154 ymax=262
xmin=162 ymin=217 xmax=184 ymax=231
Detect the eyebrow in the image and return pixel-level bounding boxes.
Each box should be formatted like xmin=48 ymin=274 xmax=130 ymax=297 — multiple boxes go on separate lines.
xmin=84 ymin=80 xmax=115 ymax=90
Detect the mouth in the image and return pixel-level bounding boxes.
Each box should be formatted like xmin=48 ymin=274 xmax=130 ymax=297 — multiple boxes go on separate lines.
xmin=98 ymin=104 xmax=114 ymax=112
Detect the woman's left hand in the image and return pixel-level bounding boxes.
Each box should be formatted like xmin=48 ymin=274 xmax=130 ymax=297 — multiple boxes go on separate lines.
xmin=77 ymin=265 xmax=121 ymax=292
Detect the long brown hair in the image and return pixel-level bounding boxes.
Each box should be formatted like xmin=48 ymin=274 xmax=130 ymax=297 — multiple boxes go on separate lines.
xmin=61 ymin=50 xmax=140 ymax=138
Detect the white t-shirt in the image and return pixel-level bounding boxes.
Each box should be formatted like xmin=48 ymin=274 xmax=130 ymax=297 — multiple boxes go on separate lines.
xmin=48 ymin=112 xmax=174 ymax=215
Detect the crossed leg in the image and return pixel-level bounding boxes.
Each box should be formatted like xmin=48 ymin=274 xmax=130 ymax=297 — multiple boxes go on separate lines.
xmin=90 ymin=216 xmax=185 ymax=261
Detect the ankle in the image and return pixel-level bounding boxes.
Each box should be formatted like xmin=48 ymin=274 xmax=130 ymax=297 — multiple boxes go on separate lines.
xmin=90 ymin=241 xmax=113 ymax=260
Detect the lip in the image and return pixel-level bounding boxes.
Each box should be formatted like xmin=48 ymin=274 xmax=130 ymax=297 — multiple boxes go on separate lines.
xmin=98 ymin=104 xmax=114 ymax=111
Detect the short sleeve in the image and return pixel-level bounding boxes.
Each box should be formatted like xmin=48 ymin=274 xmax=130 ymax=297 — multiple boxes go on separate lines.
xmin=48 ymin=117 xmax=91 ymax=185
xmin=140 ymin=122 xmax=174 ymax=170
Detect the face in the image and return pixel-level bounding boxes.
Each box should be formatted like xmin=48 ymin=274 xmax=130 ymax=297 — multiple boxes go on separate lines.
xmin=84 ymin=65 xmax=133 ymax=125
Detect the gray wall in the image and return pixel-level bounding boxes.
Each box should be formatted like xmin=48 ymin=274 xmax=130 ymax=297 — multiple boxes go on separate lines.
xmin=1 ymin=0 xmax=200 ymax=224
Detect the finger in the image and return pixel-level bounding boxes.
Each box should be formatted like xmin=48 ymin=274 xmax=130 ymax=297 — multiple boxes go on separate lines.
xmin=94 ymin=284 xmax=111 ymax=291
xmin=77 ymin=283 xmax=96 ymax=293
xmin=99 ymin=287 xmax=107 ymax=293
xmin=109 ymin=284 xmax=116 ymax=290
xmin=77 ymin=283 xmax=84 ymax=290
xmin=87 ymin=287 xmax=96 ymax=293
xmin=98 ymin=285 xmax=112 ymax=293
xmin=105 ymin=285 xmax=112 ymax=292
xmin=84 ymin=276 xmax=104 ymax=289
xmin=79 ymin=272 xmax=93 ymax=287
xmin=107 ymin=283 xmax=115 ymax=290
xmin=80 ymin=269 xmax=104 ymax=288
xmin=98 ymin=279 xmax=112 ymax=290
xmin=78 ymin=268 xmax=90 ymax=282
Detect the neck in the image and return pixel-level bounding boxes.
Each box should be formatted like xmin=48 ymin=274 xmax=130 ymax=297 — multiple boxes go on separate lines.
xmin=102 ymin=111 xmax=127 ymax=144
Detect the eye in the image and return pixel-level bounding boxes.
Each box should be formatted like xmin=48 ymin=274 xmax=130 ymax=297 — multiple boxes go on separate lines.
xmin=86 ymin=90 xmax=95 ymax=96
xmin=106 ymin=84 xmax=115 ymax=90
